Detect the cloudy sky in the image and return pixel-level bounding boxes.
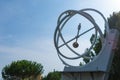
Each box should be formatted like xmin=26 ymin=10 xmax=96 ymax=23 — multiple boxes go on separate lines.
xmin=0 ymin=0 xmax=120 ymax=78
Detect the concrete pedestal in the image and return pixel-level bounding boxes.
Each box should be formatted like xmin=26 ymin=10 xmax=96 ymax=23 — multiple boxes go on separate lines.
xmin=61 ymin=72 xmax=107 ymax=80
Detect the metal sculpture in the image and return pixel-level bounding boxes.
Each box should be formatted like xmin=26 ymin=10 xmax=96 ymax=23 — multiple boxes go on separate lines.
xmin=54 ymin=8 xmax=119 ymax=80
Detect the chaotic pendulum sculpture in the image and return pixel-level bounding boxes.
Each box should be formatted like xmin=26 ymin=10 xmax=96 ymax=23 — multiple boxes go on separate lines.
xmin=54 ymin=8 xmax=119 ymax=80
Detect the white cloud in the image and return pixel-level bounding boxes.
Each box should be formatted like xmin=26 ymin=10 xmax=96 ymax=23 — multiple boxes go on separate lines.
xmin=0 ymin=38 xmax=64 ymax=76
xmin=0 ymin=36 xmax=91 ymax=76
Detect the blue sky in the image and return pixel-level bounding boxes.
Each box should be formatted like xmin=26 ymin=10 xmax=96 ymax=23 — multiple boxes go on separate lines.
xmin=0 ymin=0 xmax=120 ymax=78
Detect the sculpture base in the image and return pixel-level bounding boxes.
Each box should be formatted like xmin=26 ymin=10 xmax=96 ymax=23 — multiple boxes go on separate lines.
xmin=61 ymin=71 xmax=107 ymax=80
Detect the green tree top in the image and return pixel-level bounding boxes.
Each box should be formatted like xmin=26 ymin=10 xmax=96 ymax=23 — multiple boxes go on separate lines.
xmin=42 ymin=71 xmax=61 ymax=80
xmin=2 ymin=60 xmax=44 ymax=80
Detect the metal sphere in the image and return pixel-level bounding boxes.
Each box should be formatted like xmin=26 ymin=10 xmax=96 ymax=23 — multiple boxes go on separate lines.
xmin=73 ymin=42 xmax=79 ymax=48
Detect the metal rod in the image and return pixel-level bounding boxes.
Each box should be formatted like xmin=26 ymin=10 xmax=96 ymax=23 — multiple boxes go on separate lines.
xmin=58 ymin=26 xmax=95 ymax=48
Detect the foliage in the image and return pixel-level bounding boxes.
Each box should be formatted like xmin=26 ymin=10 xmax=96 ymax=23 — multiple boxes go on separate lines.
xmin=1 ymin=60 xmax=44 ymax=80
xmin=82 ymin=34 xmax=101 ymax=64
xmin=42 ymin=71 xmax=61 ymax=80
xmin=108 ymin=12 xmax=120 ymax=30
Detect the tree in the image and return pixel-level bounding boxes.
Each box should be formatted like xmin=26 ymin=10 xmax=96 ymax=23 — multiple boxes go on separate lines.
xmin=1 ymin=60 xmax=44 ymax=80
xmin=42 ymin=71 xmax=61 ymax=80
xmin=82 ymin=34 xmax=102 ymax=64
